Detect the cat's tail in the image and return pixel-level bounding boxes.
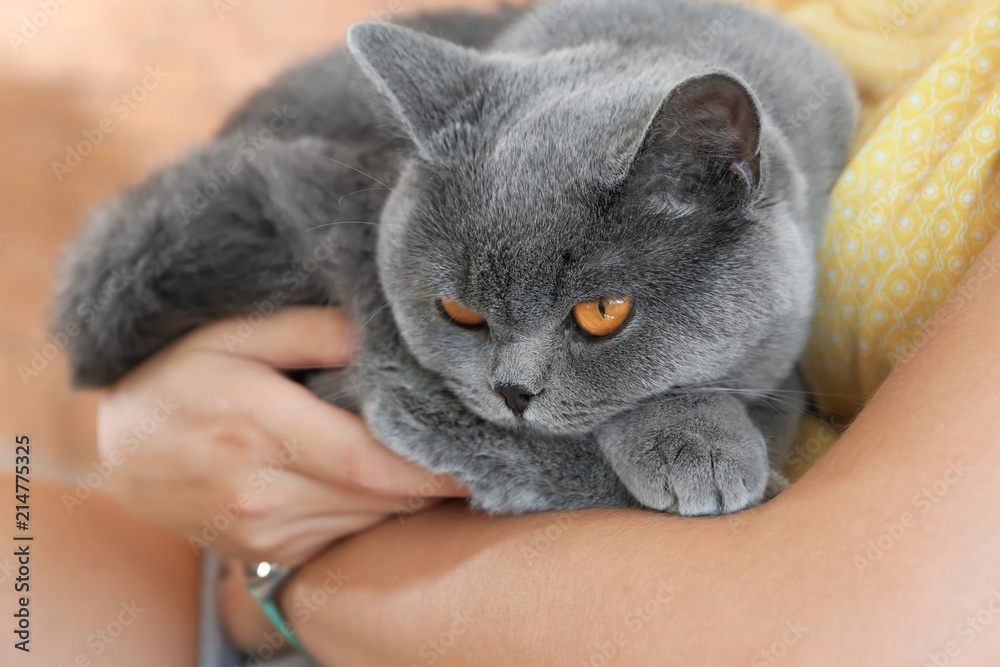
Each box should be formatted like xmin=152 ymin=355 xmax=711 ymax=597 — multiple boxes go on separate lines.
xmin=53 ymin=135 xmax=385 ymax=387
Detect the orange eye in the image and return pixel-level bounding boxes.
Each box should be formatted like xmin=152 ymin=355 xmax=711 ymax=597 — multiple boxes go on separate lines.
xmin=572 ymin=297 xmax=632 ymax=337
xmin=440 ymin=298 xmax=486 ymax=327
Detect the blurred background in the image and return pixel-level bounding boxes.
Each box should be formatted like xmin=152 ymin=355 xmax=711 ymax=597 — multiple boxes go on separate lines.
xmin=0 ymin=0 xmax=518 ymax=479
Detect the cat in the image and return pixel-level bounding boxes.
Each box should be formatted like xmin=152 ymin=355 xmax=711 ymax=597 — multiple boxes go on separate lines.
xmin=55 ymin=0 xmax=858 ymax=516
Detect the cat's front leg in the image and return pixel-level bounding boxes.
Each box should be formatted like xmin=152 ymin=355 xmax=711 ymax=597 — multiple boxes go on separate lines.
xmin=595 ymin=393 xmax=772 ymax=516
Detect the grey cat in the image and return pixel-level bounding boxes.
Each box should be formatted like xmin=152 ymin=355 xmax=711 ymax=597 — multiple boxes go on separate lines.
xmin=55 ymin=0 xmax=857 ymax=515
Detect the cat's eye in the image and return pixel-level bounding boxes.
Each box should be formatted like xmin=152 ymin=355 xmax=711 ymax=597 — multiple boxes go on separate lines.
xmin=572 ymin=297 xmax=632 ymax=337
xmin=440 ymin=298 xmax=487 ymax=327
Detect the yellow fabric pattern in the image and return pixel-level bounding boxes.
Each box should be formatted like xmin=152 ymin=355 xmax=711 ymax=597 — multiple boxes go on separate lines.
xmin=741 ymin=0 xmax=1000 ymax=477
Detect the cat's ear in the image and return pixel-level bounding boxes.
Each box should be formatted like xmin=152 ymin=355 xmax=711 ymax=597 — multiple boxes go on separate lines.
xmin=348 ymin=22 xmax=484 ymax=158
xmin=627 ymin=70 xmax=763 ymax=211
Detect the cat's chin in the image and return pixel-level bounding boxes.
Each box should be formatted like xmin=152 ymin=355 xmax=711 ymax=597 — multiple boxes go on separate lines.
xmin=488 ymin=414 xmax=596 ymax=438
xmin=456 ymin=393 xmax=623 ymax=438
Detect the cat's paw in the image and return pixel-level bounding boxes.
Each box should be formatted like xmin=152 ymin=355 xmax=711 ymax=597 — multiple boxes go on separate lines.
xmin=640 ymin=423 xmax=769 ymax=515
xmin=597 ymin=395 xmax=771 ymax=516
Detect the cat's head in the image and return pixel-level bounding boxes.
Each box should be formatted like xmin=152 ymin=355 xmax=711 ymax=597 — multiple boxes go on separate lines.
xmin=348 ymin=22 xmax=811 ymax=436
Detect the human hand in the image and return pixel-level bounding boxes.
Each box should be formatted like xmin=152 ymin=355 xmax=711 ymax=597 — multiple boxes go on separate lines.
xmin=96 ymin=306 xmax=467 ymax=567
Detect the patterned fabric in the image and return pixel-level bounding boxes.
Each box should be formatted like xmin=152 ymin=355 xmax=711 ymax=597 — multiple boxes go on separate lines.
xmin=743 ymin=0 xmax=1000 ymax=477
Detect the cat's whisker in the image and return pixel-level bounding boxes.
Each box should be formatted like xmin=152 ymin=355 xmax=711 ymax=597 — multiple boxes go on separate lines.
xmin=304 ymin=151 xmax=396 ymax=192
xmin=412 ymin=302 xmax=448 ymax=329
xmin=673 ymin=379 xmax=862 ymax=403
xmin=757 ymin=395 xmax=804 ymax=415
xmin=299 ymin=220 xmax=380 ymax=236
xmin=357 ymin=301 xmax=392 ymax=331
xmin=671 ymin=387 xmax=803 ymax=415
xmin=338 ymin=187 xmax=391 ymax=207
xmin=316 ymin=389 xmax=357 ymax=405
xmin=671 ymin=386 xmax=851 ymax=423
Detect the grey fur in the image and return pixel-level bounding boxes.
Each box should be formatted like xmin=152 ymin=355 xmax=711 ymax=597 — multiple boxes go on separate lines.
xmin=54 ymin=1 xmax=857 ymax=515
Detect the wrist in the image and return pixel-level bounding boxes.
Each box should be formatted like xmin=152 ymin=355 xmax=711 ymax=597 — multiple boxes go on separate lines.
xmin=276 ymin=551 xmax=354 ymax=657
xmin=246 ymin=562 xmax=309 ymax=655
xmin=216 ymin=562 xmax=289 ymax=654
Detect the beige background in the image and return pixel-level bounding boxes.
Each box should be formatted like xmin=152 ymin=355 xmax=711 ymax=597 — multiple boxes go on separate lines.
xmin=0 ymin=0 xmax=517 ymax=476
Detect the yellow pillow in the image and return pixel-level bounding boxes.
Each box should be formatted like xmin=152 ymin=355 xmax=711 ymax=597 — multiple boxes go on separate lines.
xmin=743 ymin=0 xmax=1000 ymax=479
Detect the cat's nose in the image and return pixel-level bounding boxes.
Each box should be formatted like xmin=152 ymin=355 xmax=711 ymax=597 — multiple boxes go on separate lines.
xmin=494 ymin=383 xmax=536 ymax=416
